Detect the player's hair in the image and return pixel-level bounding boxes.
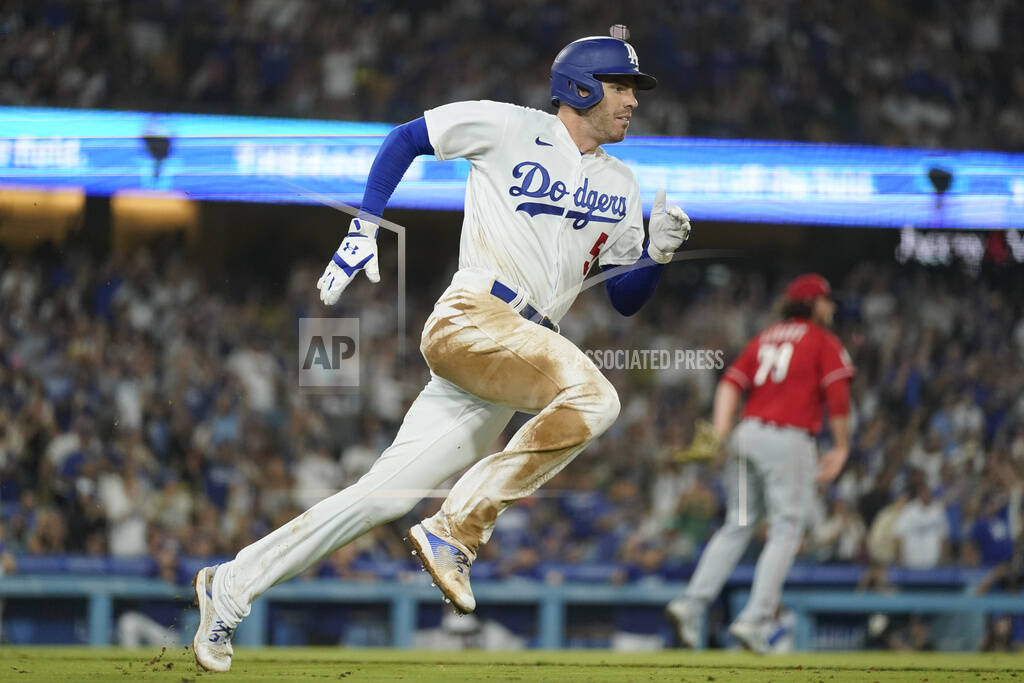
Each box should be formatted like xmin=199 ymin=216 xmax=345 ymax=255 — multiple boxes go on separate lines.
xmin=777 ymin=298 xmax=814 ymax=320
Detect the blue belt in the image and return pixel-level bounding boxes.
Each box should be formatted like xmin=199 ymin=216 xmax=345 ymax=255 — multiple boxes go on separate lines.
xmin=489 ymin=281 xmax=557 ymax=332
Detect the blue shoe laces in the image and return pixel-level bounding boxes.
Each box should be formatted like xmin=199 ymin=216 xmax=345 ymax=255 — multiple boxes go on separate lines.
xmin=209 ymin=620 xmax=234 ymax=643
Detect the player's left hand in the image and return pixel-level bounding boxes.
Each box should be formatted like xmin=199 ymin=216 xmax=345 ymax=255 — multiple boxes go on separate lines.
xmin=648 ymin=188 xmax=691 ymax=264
xmin=317 ymin=217 xmax=380 ymax=305
xmin=673 ymin=419 xmax=721 ymax=464
xmin=815 ymin=447 xmax=849 ymax=483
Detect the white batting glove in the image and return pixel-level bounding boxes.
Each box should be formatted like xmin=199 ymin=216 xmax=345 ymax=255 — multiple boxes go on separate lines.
xmin=316 ymin=217 xmax=380 ymax=305
xmin=647 ymin=188 xmax=691 ymax=264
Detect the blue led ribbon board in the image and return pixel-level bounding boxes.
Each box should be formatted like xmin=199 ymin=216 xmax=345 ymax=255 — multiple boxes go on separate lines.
xmin=0 ymin=106 xmax=1021 ymax=228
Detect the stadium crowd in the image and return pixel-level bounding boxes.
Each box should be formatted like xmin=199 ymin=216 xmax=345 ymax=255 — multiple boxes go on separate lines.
xmin=1 ymin=244 xmax=1022 ymax=597
xmin=2 ymin=0 xmax=1023 ymax=150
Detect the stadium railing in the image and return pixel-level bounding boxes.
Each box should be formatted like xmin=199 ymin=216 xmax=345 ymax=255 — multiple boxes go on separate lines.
xmin=0 ymin=573 xmax=681 ymax=647
xmin=3 ymin=557 xmax=1022 ymax=649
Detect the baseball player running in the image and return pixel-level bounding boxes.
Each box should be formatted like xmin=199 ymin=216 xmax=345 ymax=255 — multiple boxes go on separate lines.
xmin=666 ymin=274 xmax=854 ymax=653
xmin=192 ymin=28 xmax=692 ymax=672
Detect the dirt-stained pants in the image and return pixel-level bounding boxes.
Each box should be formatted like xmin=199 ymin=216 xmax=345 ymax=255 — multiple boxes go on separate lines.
xmin=212 ymin=269 xmax=619 ymax=627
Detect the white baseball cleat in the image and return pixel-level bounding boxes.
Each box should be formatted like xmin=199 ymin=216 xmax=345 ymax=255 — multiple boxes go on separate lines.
xmin=665 ymin=599 xmax=701 ymax=648
xmin=728 ymin=620 xmax=770 ymax=654
xmin=192 ymin=566 xmax=235 ymax=672
xmin=407 ymin=523 xmax=476 ymax=614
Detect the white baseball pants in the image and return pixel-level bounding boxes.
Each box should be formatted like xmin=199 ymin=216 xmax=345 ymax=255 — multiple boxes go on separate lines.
xmin=212 ymin=269 xmax=619 ymax=627
xmin=681 ymin=419 xmax=816 ymax=624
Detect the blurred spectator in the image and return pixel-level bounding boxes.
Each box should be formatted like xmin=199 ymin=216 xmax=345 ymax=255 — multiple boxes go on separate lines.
xmin=64 ymin=456 xmax=107 ymax=554
xmin=893 ymin=482 xmax=950 ymax=569
xmin=907 ymin=428 xmax=946 ymax=491
xmin=814 ymin=497 xmax=866 ymax=563
xmin=866 ymin=613 xmax=936 ymax=651
xmin=497 ymin=546 xmax=542 ymax=581
xmin=866 ymin=492 xmax=907 ymax=566
xmin=663 ymin=475 xmax=718 ymax=561
xmin=97 ymin=454 xmax=151 ymax=557
xmin=836 ymin=459 xmax=874 ymax=507
xmin=975 ymin=488 xmax=1024 ymax=596
xmin=315 ymin=543 xmax=378 ymax=583
xmin=293 ymin=442 xmax=343 ymax=511
xmin=980 ymin=614 xmax=1020 ymax=652
xmin=147 ymin=471 xmax=193 ymax=533
xmin=965 ymin=493 xmax=1016 ymax=567
xmin=226 ymin=335 xmax=281 ymax=415
xmin=26 ymin=506 xmax=68 ymax=554
xmin=41 ymin=415 xmax=102 ymax=500
xmin=339 ymin=415 xmax=384 ymax=484
xmin=934 ymin=461 xmax=967 ymax=555
xmin=900 ymin=614 xmax=936 ymax=651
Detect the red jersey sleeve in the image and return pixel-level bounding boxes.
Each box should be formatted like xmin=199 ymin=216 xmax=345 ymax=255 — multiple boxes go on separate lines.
xmin=723 ymin=337 xmax=758 ymax=391
xmin=820 ymin=332 xmax=855 ymax=389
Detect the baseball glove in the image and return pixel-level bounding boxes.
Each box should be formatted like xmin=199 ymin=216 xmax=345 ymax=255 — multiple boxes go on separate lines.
xmin=673 ymin=420 xmax=722 ymax=463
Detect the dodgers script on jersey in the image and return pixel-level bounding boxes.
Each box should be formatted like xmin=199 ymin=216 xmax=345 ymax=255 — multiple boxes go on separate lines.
xmin=424 ymin=100 xmax=645 ymax=322
xmin=723 ymin=320 xmax=855 ymax=433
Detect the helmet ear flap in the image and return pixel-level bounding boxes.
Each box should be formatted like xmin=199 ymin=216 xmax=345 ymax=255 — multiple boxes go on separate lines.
xmin=552 ymin=77 xmax=592 ymax=109
xmin=558 ymin=75 xmax=601 ymax=109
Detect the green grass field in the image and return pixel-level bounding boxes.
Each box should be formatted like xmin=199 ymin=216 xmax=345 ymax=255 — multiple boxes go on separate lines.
xmin=0 ymin=647 xmax=1020 ymax=682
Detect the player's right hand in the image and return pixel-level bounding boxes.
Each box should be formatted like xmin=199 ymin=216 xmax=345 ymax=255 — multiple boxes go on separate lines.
xmin=317 ymin=218 xmax=380 ymax=305
xmin=815 ymin=447 xmax=849 ymax=483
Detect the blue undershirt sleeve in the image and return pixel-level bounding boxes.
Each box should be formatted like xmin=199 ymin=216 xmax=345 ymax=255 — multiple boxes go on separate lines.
xmin=602 ymin=244 xmax=664 ymax=316
xmin=357 ymin=117 xmax=434 ymax=221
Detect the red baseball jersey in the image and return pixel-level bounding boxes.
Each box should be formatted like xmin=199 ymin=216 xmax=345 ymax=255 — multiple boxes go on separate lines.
xmin=722 ymin=318 xmax=855 ymax=433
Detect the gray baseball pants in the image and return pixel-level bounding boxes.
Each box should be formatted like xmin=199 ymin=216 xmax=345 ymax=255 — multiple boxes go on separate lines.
xmin=681 ymin=418 xmax=816 ymax=624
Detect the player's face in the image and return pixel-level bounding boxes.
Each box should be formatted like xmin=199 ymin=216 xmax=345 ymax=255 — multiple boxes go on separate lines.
xmin=586 ymin=77 xmax=639 ymax=144
xmin=812 ymin=296 xmax=836 ymax=327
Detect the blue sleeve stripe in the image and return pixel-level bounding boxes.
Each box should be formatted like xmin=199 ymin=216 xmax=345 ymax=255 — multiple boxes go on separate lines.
xmin=602 ymin=243 xmax=663 ymax=316
xmin=359 ymin=117 xmax=434 ymax=221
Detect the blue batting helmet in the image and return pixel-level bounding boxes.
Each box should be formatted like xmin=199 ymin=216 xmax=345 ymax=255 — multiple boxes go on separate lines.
xmin=550 ymin=36 xmax=657 ymax=109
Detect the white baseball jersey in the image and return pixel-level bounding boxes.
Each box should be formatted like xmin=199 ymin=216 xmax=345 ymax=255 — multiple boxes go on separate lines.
xmin=423 ymin=100 xmax=645 ymax=323
xmin=209 ymin=105 xmax=644 ymax=641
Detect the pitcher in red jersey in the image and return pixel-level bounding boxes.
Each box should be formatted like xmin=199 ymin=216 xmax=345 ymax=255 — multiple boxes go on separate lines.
xmin=666 ymin=273 xmax=854 ymax=652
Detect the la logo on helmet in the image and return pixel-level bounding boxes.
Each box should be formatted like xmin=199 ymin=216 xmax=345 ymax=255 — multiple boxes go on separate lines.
xmin=624 ymin=43 xmax=639 ymax=68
